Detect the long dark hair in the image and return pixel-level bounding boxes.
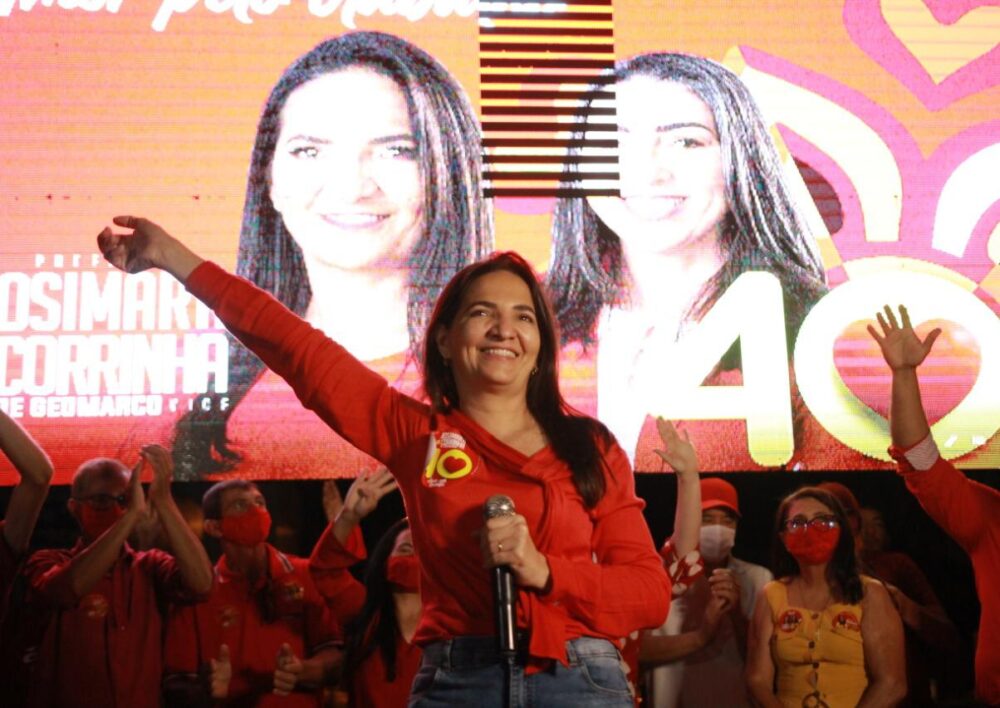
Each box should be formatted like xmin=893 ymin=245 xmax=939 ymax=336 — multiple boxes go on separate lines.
xmin=771 ymin=486 xmax=863 ymax=605
xmin=548 ymin=52 xmax=827 ymax=352
xmin=342 ymin=518 xmax=410 ymax=684
xmin=423 ymin=252 xmax=611 ymax=508
xmin=172 ymin=32 xmax=492 ymax=479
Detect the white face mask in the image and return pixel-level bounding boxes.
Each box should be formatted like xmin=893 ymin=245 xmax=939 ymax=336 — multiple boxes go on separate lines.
xmin=699 ymin=524 xmax=736 ymax=564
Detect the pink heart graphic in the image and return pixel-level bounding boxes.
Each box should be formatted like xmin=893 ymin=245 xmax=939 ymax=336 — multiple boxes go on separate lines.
xmin=833 ymin=319 xmax=981 ymax=425
xmin=844 ymin=0 xmax=1000 ymax=110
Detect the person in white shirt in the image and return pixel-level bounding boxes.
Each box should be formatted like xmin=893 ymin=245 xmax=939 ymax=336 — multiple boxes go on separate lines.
xmin=643 ymin=477 xmax=773 ymax=707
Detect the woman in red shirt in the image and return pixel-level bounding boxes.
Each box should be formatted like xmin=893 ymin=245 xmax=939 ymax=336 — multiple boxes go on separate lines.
xmin=342 ymin=519 xmax=421 ymax=708
xmin=98 ymin=218 xmax=671 ymax=707
xmin=308 ymin=473 xmax=421 ymax=708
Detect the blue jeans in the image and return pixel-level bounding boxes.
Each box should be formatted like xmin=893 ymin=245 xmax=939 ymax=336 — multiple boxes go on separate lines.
xmin=408 ymin=636 xmax=633 ymax=707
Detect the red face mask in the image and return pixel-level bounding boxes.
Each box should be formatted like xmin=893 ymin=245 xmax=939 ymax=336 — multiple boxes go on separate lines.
xmin=219 ymin=506 xmax=271 ymax=547
xmin=78 ymin=504 xmax=125 ymax=540
xmin=386 ymin=555 xmax=419 ymax=593
xmin=782 ymin=525 xmax=841 ymax=565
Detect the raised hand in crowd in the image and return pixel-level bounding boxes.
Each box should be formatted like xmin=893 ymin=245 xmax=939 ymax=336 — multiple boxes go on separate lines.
xmin=654 ymin=417 xmax=701 ymax=560
xmin=867 ymin=304 xmax=941 ymax=372
xmin=654 ymin=417 xmax=698 ymax=476
xmin=327 ymin=468 xmax=398 ymax=546
xmin=0 ymin=409 xmax=54 ymax=558
xmin=138 ymin=444 xmax=213 ymax=595
xmin=867 ymin=304 xmax=940 ymax=447
xmin=340 ymin=468 xmax=398 ymax=525
xmin=870 ymin=304 xmax=1000 ymax=705
xmin=209 ymin=644 xmax=231 ymax=700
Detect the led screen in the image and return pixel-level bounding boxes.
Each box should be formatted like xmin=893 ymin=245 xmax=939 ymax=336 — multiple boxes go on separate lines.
xmin=1 ymin=0 xmax=998 ymax=482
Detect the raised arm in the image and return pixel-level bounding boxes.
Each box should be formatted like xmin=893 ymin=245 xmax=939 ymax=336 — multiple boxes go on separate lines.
xmin=142 ymin=444 xmax=213 ymax=595
xmin=654 ymin=418 xmax=701 ymax=558
xmin=310 ymin=471 xmax=398 ymax=624
xmin=868 ymin=304 xmax=994 ymax=549
xmin=328 ymin=468 xmax=398 ymax=548
xmin=866 ymin=304 xmax=938 ymax=448
xmin=1 ymin=410 xmax=53 ymax=555
xmin=98 ymin=216 xmax=425 ymax=467
xmin=98 ymin=216 xmax=204 ymax=281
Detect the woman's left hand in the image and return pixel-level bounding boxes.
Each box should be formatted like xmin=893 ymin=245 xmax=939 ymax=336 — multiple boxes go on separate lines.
xmin=480 ymin=513 xmax=551 ymax=591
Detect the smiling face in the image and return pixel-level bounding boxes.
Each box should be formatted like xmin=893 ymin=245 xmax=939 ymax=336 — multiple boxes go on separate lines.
xmin=435 ymin=269 xmax=541 ymax=399
xmin=587 ymin=76 xmax=727 ymax=259
xmin=269 ymin=67 xmax=424 ymax=272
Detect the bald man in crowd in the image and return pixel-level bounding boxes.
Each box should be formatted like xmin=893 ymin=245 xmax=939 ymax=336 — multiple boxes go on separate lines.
xmin=23 ymin=445 xmax=212 ymax=708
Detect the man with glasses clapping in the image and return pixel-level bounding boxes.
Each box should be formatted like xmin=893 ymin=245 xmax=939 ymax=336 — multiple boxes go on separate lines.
xmin=21 ymin=446 xmax=212 ymax=708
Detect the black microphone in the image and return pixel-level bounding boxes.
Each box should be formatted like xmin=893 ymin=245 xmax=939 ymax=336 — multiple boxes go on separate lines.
xmin=484 ymin=494 xmax=517 ymax=658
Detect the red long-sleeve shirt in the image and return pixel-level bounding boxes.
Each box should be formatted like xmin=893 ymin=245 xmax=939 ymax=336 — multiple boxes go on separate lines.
xmin=891 ymin=447 xmax=1000 ymax=704
xmin=187 ymin=262 xmax=670 ymax=667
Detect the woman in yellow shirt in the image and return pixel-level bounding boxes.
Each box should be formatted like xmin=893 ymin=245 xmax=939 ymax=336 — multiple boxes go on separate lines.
xmin=746 ymin=486 xmax=906 ymax=707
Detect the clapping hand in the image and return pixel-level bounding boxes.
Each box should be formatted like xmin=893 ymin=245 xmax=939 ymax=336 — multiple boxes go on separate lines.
xmin=142 ymin=444 xmax=174 ymax=511
xmin=126 ymin=457 xmax=147 ymax=520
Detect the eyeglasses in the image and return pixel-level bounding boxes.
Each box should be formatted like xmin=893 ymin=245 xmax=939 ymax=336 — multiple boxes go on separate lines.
xmin=74 ymin=493 xmax=128 ymax=510
xmin=783 ymin=514 xmax=839 ymax=534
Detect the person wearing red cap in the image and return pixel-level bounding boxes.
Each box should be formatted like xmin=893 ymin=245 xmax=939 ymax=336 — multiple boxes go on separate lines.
xmin=869 ymin=305 xmax=1000 ymax=705
xmin=163 ymin=479 xmax=341 ymax=707
xmin=643 ymin=476 xmax=772 ymax=707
